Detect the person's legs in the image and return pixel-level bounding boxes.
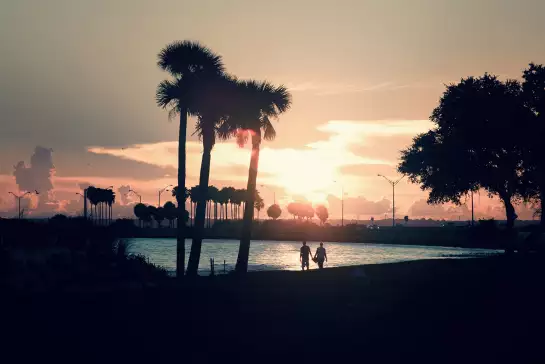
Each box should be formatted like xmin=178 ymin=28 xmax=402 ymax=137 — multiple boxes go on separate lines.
xmin=318 ymin=259 xmax=324 ymax=269
xmin=303 ymin=259 xmax=309 ymax=270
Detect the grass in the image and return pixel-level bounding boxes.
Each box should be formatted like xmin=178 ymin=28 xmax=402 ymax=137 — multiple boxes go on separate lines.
xmin=4 ymin=254 xmax=545 ymax=363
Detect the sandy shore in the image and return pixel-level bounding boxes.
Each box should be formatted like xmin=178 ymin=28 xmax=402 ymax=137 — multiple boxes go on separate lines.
xmin=5 ymin=255 xmax=545 ymax=363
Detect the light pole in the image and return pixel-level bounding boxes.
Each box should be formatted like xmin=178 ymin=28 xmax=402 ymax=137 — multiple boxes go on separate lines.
xmin=378 ymin=174 xmax=405 ymax=227
xmin=471 ymin=190 xmax=475 ymax=226
xmin=158 ymin=184 xmax=172 ymax=207
xmin=128 ymin=189 xmax=142 ymax=204
xmin=260 ymin=184 xmax=276 ymax=205
xmin=333 ymin=180 xmax=345 ymax=227
xmin=76 ymin=187 xmax=90 ymax=219
xmin=9 ymin=190 xmax=39 ymax=219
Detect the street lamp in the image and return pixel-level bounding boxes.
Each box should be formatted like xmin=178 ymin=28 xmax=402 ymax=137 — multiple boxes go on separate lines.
xmin=128 ymin=189 xmax=142 ymax=204
xmin=158 ymin=184 xmax=173 ymax=207
xmin=378 ymin=174 xmax=405 ymax=227
xmin=260 ymin=184 xmax=276 ymax=205
xmin=9 ymin=190 xmax=39 ymax=219
xmin=333 ymin=180 xmax=345 ymax=227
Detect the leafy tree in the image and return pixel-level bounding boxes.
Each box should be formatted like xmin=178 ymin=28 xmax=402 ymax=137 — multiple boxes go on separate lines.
xmin=522 ymin=63 xmax=545 ymax=227
xmin=399 ymin=74 xmax=531 ymax=229
xmin=287 ymin=202 xmax=299 ymax=219
xmin=154 ymin=207 xmax=166 ymax=227
xmin=267 ymin=204 xmax=282 ymax=220
xmin=315 ymin=205 xmax=329 ymax=225
xmin=163 ymin=201 xmax=177 ymax=228
xmin=133 ymin=203 xmax=147 ymax=228
xmin=156 ymin=40 xmax=224 ymax=277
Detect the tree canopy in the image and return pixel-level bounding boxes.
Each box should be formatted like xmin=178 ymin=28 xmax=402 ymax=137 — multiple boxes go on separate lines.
xmin=399 ymin=73 xmax=534 ymax=227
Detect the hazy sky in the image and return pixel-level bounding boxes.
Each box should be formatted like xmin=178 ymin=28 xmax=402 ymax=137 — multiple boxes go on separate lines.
xmin=1 ymin=0 xmax=544 ymax=219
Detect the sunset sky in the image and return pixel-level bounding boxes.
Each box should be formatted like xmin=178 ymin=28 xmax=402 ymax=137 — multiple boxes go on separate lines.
xmin=1 ymin=0 xmax=544 ymax=220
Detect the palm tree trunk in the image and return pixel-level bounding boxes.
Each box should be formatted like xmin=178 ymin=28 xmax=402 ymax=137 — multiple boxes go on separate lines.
xmin=235 ymin=137 xmax=260 ymax=273
xmin=539 ymin=183 xmax=545 ymax=232
xmin=187 ymin=142 xmax=213 ymax=277
xmin=176 ymin=109 xmax=188 ymax=278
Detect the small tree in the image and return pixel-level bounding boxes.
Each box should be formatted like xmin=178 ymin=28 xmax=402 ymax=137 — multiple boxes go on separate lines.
xmin=315 ymin=205 xmax=329 ymax=225
xmin=133 ymin=203 xmax=147 ymax=228
xmin=267 ymin=204 xmax=282 ymax=220
xmin=163 ymin=201 xmax=177 ymax=227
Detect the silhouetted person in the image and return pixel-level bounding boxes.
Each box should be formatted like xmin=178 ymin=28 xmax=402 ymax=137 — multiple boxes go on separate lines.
xmin=314 ymin=242 xmax=327 ymax=269
xmin=300 ymin=241 xmax=311 ymax=271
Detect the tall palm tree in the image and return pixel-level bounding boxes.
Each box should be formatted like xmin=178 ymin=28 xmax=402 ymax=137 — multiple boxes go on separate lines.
xmin=230 ymin=80 xmax=292 ymax=273
xmin=208 ymin=186 xmax=219 ymax=225
xmin=187 ymin=76 xmax=237 ymax=276
xmin=156 ymin=40 xmax=225 ymax=277
xmin=254 ymin=190 xmax=264 ymax=220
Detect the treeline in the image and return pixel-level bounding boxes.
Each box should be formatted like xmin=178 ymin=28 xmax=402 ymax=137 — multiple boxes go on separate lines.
xmin=400 ymin=63 xmax=545 ymax=229
xmin=133 ymin=185 xmax=265 ymax=227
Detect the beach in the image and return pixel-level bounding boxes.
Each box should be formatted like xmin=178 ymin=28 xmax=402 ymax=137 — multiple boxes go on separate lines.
xmin=5 ymin=255 xmax=545 ymax=363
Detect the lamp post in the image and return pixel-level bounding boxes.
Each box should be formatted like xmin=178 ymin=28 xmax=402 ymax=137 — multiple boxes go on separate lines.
xmin=333 ymin=180 xmax=345 ymax=227
xmin=9 ymin=190 xmax=39 ymax=219
xmin=378 ymin=174 xmax=405 ymax=227
xmin=158 ymin=184 xmax=172 ymax=207
xmin=260 ymin=184 xmax=276 ymax=205
xmin=128 ymin=189 xmax=142 ymax=204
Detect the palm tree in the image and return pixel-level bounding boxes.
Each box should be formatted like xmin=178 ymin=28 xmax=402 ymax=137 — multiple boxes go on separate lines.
xmin=229 ymin=80 xmax=292 ymax=273
xmin=156 ymin=40 xmax=225 ymax=278
xmin=218 ymin=187 xmax=230 ymax=220
xmin=87 ymin=186 xmax=98 ymax=223
xmin=208 ymin=186 xmax=219 ymax=226
xmin=254 ymin=192 xmax=265 ymax=220
xmin=222 ymin=187 xmax=236 ymax=220
xmin=189 ymin=186 xmax=200 ymax=226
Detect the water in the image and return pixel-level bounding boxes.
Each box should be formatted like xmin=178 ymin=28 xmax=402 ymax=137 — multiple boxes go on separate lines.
xmin=127 ymin=239 xmax=500 ymax=275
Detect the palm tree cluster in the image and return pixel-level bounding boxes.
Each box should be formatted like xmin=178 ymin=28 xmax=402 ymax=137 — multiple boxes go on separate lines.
xmin=174 ymin=185 xmax=264 ymax=226
xmin=156 ymin=40 xmax=292 ymax=275
xmin=86 ymin=186 xmax=116 ymax=225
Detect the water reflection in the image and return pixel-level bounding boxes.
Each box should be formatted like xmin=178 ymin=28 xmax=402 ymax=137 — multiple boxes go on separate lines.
xmin=127 ymin=239 xmax=500 ymax=275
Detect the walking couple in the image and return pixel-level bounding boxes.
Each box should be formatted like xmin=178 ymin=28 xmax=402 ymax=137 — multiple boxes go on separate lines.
xmin=300 ymin=241 xmax=327 ymax=270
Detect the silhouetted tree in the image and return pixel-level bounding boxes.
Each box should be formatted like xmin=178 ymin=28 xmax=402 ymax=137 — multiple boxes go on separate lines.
xmin=399 ymin=74 xmax=531 ymax=229
xmin=134 ymin=203 xmax=147 ymax=228
xmin=315 ymin=205 xmax=329 ymax=225
xmin=156 ymin=40 xmax=224 ymax=277
xmin=188 ymin=75 xmax=237 ymax=276
xmin=522 ymin=63 xmax=545 ymax=227
xmin=224 ymin=80 xmax=291 ymax=273
xmin=254 ymin=191 xmax=264 ymax=220
xmin=163 ymin=201 xmax=177 ymax=228
xmin=287 ymin=202 xmax=299 ymax=219
xmin=267 ymin=204 xmax=282 ymax=220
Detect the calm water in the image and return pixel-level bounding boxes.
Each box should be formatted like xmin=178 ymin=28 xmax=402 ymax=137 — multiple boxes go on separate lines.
xmin=127 ymin=239 xmax=500 ymax=275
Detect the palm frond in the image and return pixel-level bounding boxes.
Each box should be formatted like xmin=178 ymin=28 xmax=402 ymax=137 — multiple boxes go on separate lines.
xmin=236 ymin=129 xmax=250 ymax=147
xmin=157 ymin=40 xmax=225 ymax=76
xmin=156 ymin=79 xmax=180 ymax=109
xmin=262 ymin=116 xmax=277 ymax=141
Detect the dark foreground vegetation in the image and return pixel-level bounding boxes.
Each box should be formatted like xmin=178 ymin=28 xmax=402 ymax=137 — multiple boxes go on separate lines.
xmin=4 ymin=254 xmax=545 ymax=363
xmin=3 ymin=217 xmax=545 ymax=362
